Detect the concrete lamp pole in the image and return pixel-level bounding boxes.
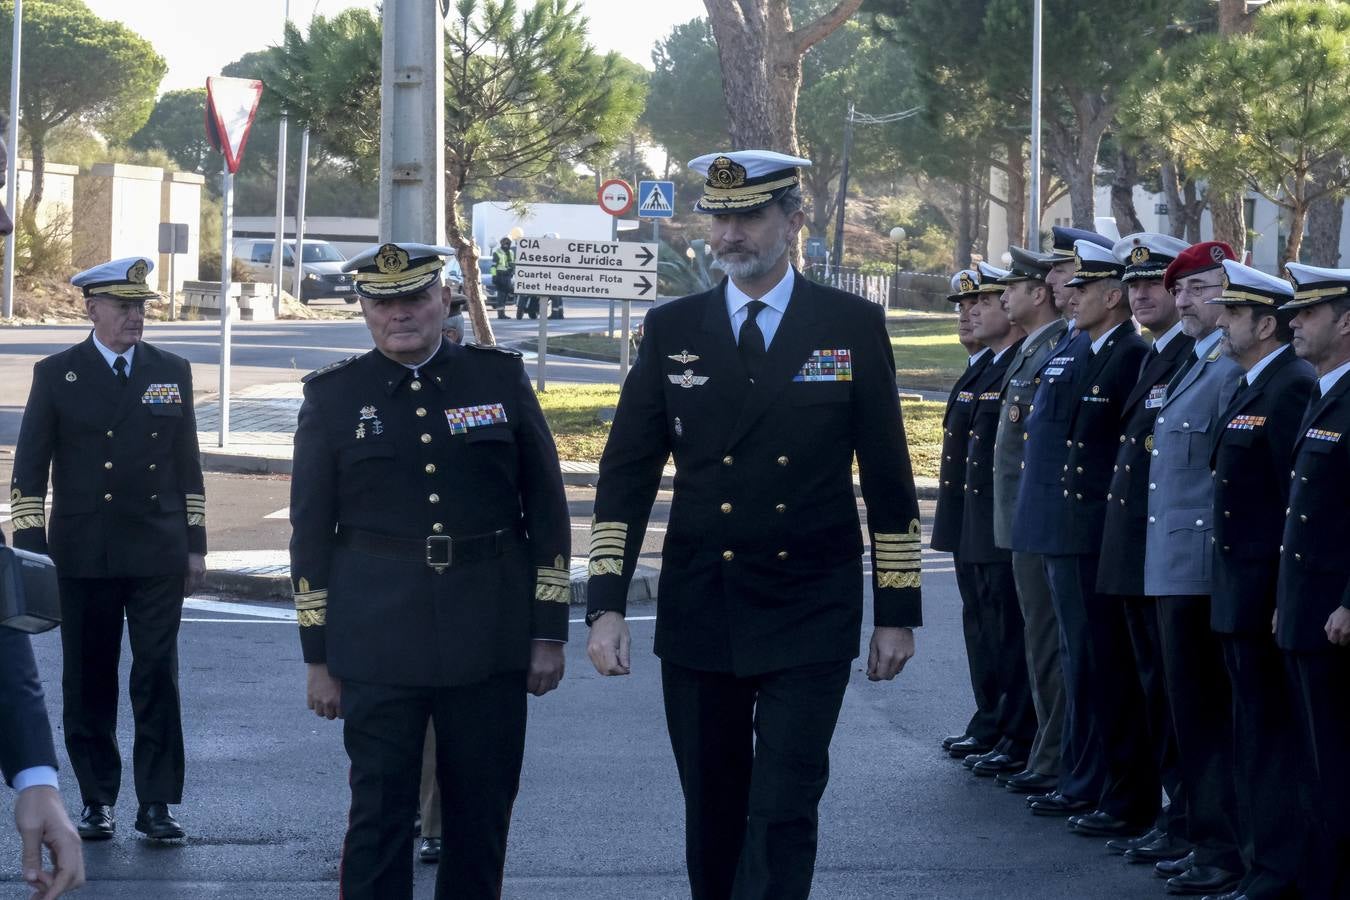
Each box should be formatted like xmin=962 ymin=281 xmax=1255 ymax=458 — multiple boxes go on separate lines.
xmin=2 ymin=0 xmax=21 ymax=320
xmin=889 ymin=226 xmax=906 ymax=310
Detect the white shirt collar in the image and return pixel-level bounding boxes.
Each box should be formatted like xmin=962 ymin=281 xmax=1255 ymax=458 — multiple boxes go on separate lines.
xmin=725 ymin=266 xmax=794 ymax=318
xmin=1090 ymin=321 xmax=1125 ymax=355
xmin=400 ymin=344 xmax=442 ymax=377
xmin=969 ymin=347 xmax=991 ymax=367
xmin=991 ymin=342 xmax=1015 ymax=363
xmin=1244 ymin=344 xmax=1288 ymax=385
xmin=1151 ymin=320 xmax=1185 ymax=353
xmin=91 ymin=331 xmax=135 ymax=373
xmin=1319 ymin=358 xmax=1350 ymax=396
xmin=1194 ymin=328 xmax=1223 ymax=359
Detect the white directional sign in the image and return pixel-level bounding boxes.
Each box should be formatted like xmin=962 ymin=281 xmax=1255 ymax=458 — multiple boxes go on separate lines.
xmin=514 ymin=237 xmax=659 ymax=301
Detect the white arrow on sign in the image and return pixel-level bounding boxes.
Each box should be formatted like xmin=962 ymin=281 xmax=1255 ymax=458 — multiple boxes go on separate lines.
xmin=514 ymin=237 xmax=660 ymax=302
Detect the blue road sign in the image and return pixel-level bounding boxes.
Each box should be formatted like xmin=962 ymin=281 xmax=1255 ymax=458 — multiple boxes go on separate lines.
xmin=637 ymin=180 xmax=676 ymax=219
xmin=805 ymin=237 xmax=827 ymax=258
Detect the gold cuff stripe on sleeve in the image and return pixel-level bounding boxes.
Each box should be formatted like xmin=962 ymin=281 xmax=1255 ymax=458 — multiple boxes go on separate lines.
xmin=875 ymin=548 xmax=922 ymax=560
xmin=185 ymin=493 xmax=206 ymax=502
xmin=294 ymin=590 xmax=328 ymax=610
xmin=536 ymin=567 xmax=571 ymax=586
xmin=877 ymin=571 xmax=922 ymax=589
xmin=589 ymin=541 xmax=626 ymax=556
xmin=536 ymin=584 xmax=570 ymax=604
xmin=297 ymin=609 xmax=327 ymax=628
xmin=187 ymin=514 xmax=206 ymax=527
xmin=588 ymin=558 xmax=623 ymax=577
xmin=12 ymin=514 xmax=46 ymax=530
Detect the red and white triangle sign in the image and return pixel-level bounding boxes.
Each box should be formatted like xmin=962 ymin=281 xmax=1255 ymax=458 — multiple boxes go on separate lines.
xmin=205 ymin=76 xmax=264 ymax=174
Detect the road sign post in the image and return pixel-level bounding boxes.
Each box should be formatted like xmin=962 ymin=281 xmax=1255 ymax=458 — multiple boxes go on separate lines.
xmin=158 ymin=223 xmax=190 ymax=320
xmin=206 ymin=75 xmax=264 ymax=448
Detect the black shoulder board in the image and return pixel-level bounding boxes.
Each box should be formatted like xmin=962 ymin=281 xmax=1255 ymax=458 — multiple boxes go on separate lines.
xmin=302 ymin=355 xmax=360 ymax=383
xmin=465 ymin=342 xmax=523 ymax=359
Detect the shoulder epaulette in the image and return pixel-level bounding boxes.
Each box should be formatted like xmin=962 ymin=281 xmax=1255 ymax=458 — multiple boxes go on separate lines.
xmin=302 ymin=355 xmax=361 ymax=383
xmin=466 ymin=342 xmax=523 ymax=359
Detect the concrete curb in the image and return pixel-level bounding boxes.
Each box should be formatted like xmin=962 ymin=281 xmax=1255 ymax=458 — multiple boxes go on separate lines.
xmin=205 ymin=563 xmax=661 ymax=607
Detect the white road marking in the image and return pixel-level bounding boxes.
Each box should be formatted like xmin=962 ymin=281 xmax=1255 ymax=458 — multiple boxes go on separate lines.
xmin=184 ymin=597 xmax=296 ymax=621
xmin=263 ymin=507 xmax=290 ymax=520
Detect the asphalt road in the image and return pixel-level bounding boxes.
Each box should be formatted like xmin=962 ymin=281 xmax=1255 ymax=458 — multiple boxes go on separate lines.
xmin=0 ymin=298 xmax=645 ymax=445
xmin=0 ymin=500 xmax=1164 ymax=899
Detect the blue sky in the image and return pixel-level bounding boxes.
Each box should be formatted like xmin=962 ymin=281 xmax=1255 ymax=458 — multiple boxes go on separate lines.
xmin=82 ymin=0 xmax=708 ymax=94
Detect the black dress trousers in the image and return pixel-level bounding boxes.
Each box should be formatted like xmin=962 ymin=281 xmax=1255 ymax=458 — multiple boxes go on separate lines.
xmin=1286 ymin=650 xmax=1350 ymax=900
xmin=339 ymin=672 xmax=527 ymax=900
xmin=58 ymin=575 xmax=185 ymax=805
xmin=954 ymin=561 xmax=1003 ymax=746
xmin=1121 ymin=595 xmax=1187 ymax=839
xmin=661 ymin=659 xmax=851 ymax=900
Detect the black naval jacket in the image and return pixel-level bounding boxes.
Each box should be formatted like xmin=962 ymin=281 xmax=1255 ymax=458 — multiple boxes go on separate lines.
xmin=1096 ymin=330 xmax=1195 ymax=596
xmin=1276 ymin=370 xmax=1350 ymax=653
xmin=958 ymin=341 xmax=1020 ymax=563
xmin=288 ymin=341 xmax=571 ymax=687
xmin=1211 ymin=346 xmax=1314 ymax=635
xmin=931 ymin=350 xmax=991 ymax=553
xmin=585 ymin=276 xmax=923 ymax=677
xmin=1056 ymin=321 xmax=1150 ymax=555
xmin=10 ymin=337 xmax=207 ymax=577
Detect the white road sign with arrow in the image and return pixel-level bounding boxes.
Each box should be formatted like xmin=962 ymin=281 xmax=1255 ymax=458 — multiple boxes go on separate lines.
xmin=513 ymin=237 xmax=659 ymax=301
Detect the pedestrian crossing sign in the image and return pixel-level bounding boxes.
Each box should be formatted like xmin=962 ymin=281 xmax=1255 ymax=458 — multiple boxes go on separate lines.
xmin=637 ymin=181 xmax=676 ymax=219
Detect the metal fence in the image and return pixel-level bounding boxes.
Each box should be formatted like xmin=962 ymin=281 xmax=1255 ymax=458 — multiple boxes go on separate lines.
xmin=804 ymin=265 xmax=949 ymax=311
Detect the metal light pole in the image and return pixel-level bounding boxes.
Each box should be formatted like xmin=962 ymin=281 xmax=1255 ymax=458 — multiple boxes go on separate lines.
xmin=290 ymin=127 xmax=309 ymax=303
xmin=889 ymin=226 xmax=905 ymax=310
xmin=379 ymin=0 xmax=446 ymax=243
xmin=2 ymin=0 xmax=21 ymax=320
xmin=831 ymin=103 xmax=855 ymax=275
xmin=271 ymin=0 xmax=290 ymax=315
xmin=1027 ymin=0 xmax=1043 ymax=248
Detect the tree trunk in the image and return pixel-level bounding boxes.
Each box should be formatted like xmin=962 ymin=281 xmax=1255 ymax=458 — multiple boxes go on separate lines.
xmin=973 ymin=166 xmax=991 ymax=261
xmin=1304 ymin=191 xmax=1344 ymax=267
xmin=1218 ymin=0 xmax=1255 ymax=35
xmin=1209 ymin=193 xmax=1246 ymax=259
xmin=25 ymin=129 xmax=46 ymax=210
xmin=703 ymin=0 xmax=864 ymax=153
xmin=1183 ymin=179 xmax=1203 ymax=243
xmin=1161 ymin=158 xmax=1186 ymax=239
xmin=445 ymin=165 xmax=497 ymax=347
xmin=1283 ymin=200 xmax=1309 ymax=269
xmin=1003 ymin=139 xmax=1026 ymax=249
xmin=956 ymin=178 xmax=973 ymax=270
xmin=1110 ymin=146 xmax=1144 ymax=237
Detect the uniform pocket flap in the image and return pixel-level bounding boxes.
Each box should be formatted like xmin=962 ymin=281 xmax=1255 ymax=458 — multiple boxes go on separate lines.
xmin=1166 ymin=506 xmax=1212 ymax=534
xmin=465 ymin=426 xmax=516 ymax=444
xmin=338 ymin=443 xmax=397 ymax=464
xmin=147 ymin=404 xmax=184 ymax=417
xmin=789 ymin=383 xmax=851 ymax=405
xmin=1163 ymin=414 xmax=1211 ymax=435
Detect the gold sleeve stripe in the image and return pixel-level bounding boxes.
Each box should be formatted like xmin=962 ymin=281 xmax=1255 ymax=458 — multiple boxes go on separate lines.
xmin=187 ymin=514 xmax=206 ymax=527
xmin=588 ymin=558 xmax=623 ymax=577
xmin=877 ymin=571 xmax=921 ymax=589
xmin=297 ymin=609 xmax=326 ymax=628
xmin=185 ymin=493 xmax=206 ymax=502
xmin=536 ymin=583 xmax=570 ymax=603
xmin=874 ymin=549 xmax=922 ymax=560
xmin=536 ymin=567 xmax=571 ymax=586
xmin=294 ymin=590 xmax=328 ymax=610
xmin=10 ymin=498 xmax=45 ymax=509
xmin=589 ymin=540 xmax=626 ymax=555
xmin=12 ymin=514 xmax=46 ymax=530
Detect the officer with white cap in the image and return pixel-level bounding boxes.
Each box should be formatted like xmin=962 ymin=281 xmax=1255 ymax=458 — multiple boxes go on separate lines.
xmin=10 ymin=256 xmax=207 ymax=843
xmin=290 ymin=241 xmax=571 ymax=900
xmin=584 ymin=150 xmax=923 ymax=900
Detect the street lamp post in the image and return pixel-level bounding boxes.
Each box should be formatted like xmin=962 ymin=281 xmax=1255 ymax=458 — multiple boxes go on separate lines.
xmin=889 ymin=226 xmax=906 ymax=310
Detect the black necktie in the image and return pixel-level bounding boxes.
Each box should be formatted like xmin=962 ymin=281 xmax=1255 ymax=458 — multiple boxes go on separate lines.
xmin=113 ymin=355 xmax=128 ymax=387
xmin=1165 ymin=352 xmax=1198 ymax=399
xmin=739 ymin=300 xmax=767 ymax=382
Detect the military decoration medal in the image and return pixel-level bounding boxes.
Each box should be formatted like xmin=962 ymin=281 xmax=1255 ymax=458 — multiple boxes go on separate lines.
xmin=445 ymin=402 xmax=508 ymax=434
xmin=142 ymin=383 xmax=183 ymax=404
xmin=793 ymin=349 xmax=853 ymax=382
xmin=357 ymin=404 xmax=384 ymax=439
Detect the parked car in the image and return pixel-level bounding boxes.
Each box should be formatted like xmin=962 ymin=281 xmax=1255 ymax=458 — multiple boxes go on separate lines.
xmin=233 ymin=238 xmax=356 ymax=303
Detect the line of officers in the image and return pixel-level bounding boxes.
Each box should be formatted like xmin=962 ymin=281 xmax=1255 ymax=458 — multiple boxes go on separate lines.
xmin=932 ymin=226 xmax=1350 ymax=900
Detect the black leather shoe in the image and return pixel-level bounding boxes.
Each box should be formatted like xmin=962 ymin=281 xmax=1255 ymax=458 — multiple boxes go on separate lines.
xmin=942 ymin=733 xmax=968 ymax=751
xmin=418 ymin=837 xmax=441 ymax=864
xmin=1156 ymin=851 xmax=1196 ymax=879
xmin=973 ymin=754 xmax=1027 ymax=777
xmin=1197 ymin=892 xmax=1246 ymax=900
xmin=1067 ymin=810 xmax=1151 ymax=837
xmin=947 ymin=736 xmax=993 ymax=758
xmin=962 ymin=748 xmax=1001 ymax=770
xmin=134 ymin=803 xmax=185 ymax=840
xmin=1029 ymin=791 xmax=1093 ymax=817
xmin=78 ymin=804 xmax=115 ymax=841
xmin=1004 ymin=771 xmax=1058 ymax=793
xmin=1107 ymin=827 xmax=1162 ymax=855
xmin=1126 ymin=832 xmax=1195 ymax=864
xmin=1165 ymin=866 xmax=1240 ymax=895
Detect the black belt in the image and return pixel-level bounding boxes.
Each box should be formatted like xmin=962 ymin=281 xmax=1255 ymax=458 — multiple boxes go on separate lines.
xmin=337 ymin=525 xmax=523 ymax=571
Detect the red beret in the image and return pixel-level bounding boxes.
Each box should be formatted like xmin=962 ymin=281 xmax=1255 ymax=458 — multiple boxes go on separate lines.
xmin=1162 ymin=241 xmax=1236 ymax=292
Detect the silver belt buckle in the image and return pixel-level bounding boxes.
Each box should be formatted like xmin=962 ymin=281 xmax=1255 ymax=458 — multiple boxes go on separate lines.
xmin=425 ymin=535 xmax=453 ymax=573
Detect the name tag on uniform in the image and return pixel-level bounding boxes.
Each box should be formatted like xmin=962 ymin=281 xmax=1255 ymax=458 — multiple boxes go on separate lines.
xmin=793 ymin=348 xmax=852 ymax=382
xmin=445 ymin=403 xmax=508 ymax=434
xmin=1306 ymin=427 xmax=1342 ymax=442
xmin=1043 ymin=355 xmax=1074 ymax=379
xmin=142 ymin=383 xmax=182 ymax=404
xmin=1145 ymin=384 xmax=1168 ymax=409
xmin=1228 ymin=415 xmax=1266 ymax=431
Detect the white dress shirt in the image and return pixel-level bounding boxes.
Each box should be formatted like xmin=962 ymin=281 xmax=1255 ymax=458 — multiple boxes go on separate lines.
xmin=726 ymin=266 xmax=795 ymax=349
xmin=1318 ymin=357 xmax=1350 ymax=396
xmin=91 ymin=332 xmax=135 ymax=376
xmin=1090 ymin=321 xmax=1126 ymax=355
xmin=1152 ymin=320 xmax=1185 ymax=354
xmin=1244 ymin=344 xmax=1288 ymax=385
xmin=13 ymin=766 xmax=58 ymax=792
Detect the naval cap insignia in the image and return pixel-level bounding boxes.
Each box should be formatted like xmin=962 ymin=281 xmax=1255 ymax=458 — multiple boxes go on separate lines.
xmin=707 ymin=156 xmax=747 ymax=189
xmin=375 ymin=243 xmax=410 ymax=274
xmin=127 ymin=259 xmax=149 ymax=284
xmin=958 ymin=273 xmax=976 ymax=293
xmin=1130 ymin=247 xmax=1149 ymax=264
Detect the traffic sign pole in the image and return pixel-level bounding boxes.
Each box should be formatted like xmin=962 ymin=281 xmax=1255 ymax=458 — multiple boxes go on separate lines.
xmin=218 ymin=157 xmax=233 ymax=448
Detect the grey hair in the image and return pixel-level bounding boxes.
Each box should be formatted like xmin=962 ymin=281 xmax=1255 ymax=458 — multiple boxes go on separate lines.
xmin=777 ymin=185 xmax=804 ymax=217
xmin=443 ymin=313 xmax=465 ymax=344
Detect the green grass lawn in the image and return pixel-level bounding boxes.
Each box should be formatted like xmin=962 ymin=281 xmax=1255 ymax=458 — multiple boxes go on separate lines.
xmin=537 ymin=383 xmax=944 ymax=479
xmin=887 ymin=315 xmax=965 ymax=391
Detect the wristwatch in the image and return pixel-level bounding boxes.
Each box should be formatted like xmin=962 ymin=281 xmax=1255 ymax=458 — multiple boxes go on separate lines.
xmin=585 ymin=609 xmax=618 ymax=627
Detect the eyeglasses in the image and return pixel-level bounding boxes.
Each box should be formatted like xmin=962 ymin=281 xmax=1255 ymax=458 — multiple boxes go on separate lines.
xmin=1176 ymin=281 xmax=1224 ymax=296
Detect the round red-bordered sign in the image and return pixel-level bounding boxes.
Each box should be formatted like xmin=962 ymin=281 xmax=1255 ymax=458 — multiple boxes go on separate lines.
xmin=598 ymin=178 xmax=635 ymax=217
